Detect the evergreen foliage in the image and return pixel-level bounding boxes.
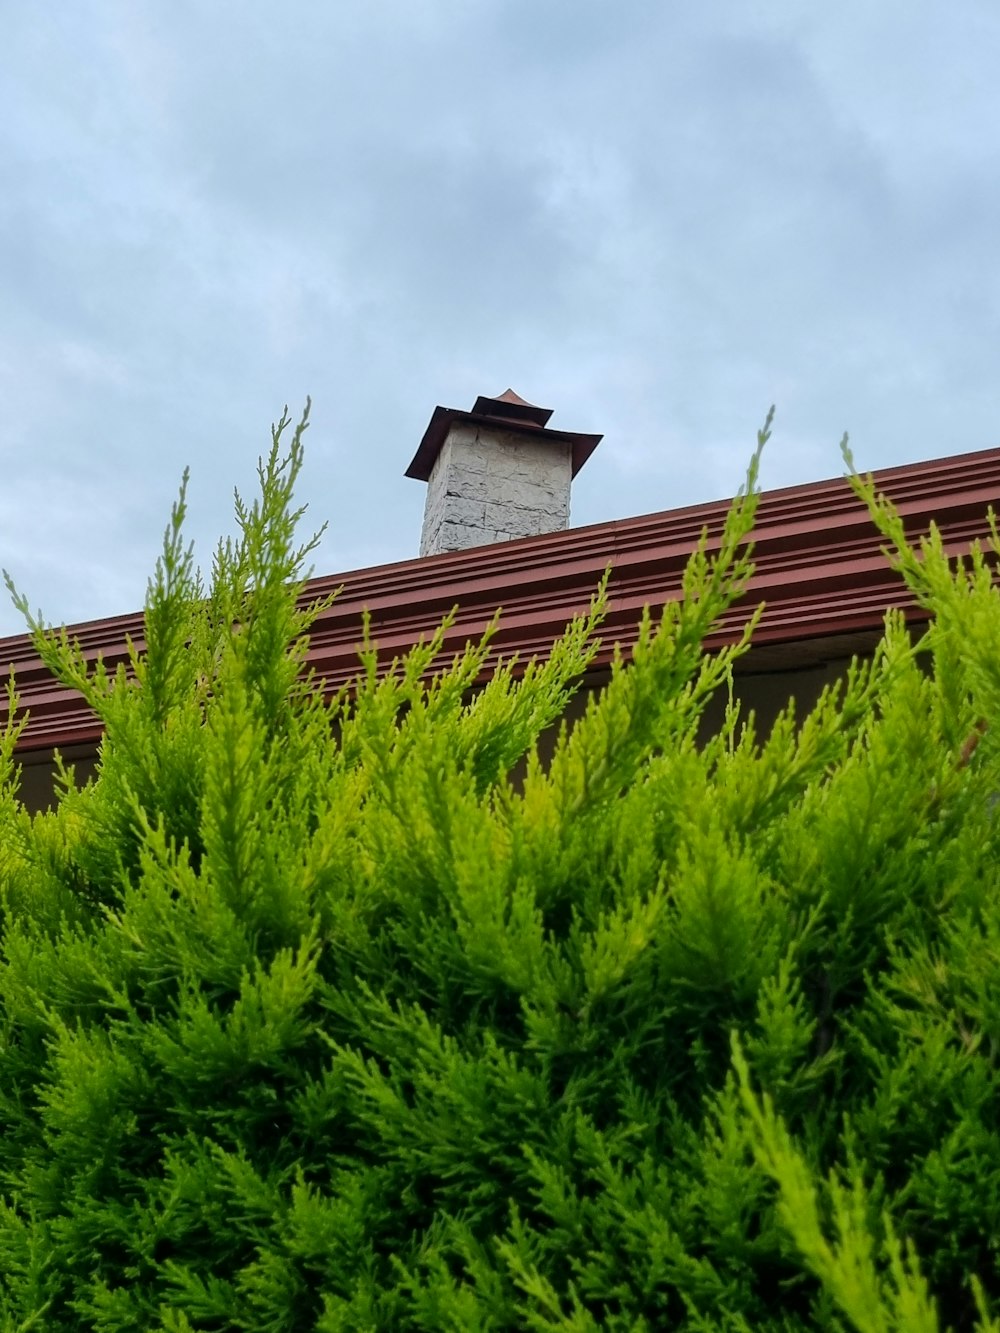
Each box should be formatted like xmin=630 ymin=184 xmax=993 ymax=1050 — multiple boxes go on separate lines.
xmin=1 ymin=404 xmax=999 ymax=1329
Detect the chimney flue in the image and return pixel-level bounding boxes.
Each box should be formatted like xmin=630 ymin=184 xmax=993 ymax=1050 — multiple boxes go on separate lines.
xmin=405 ymin=390 xmax=602 ymax=557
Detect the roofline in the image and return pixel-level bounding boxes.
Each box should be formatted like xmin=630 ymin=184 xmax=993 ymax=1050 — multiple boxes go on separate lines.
xmin=4 ymin=444 xmax=999 ymax=753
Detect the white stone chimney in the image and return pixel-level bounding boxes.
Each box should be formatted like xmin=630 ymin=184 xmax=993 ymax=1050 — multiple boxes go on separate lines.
xmin=405 ymin=390 xmax=602 ymax=557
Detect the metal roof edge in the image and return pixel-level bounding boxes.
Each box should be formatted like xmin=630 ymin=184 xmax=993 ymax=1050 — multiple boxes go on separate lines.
xmin=5 ymin=442 xmax=999 ymax=752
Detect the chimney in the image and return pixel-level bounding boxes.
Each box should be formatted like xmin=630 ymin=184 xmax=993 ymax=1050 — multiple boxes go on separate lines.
xmin=405 ymin=389 xmax=602 ymax=556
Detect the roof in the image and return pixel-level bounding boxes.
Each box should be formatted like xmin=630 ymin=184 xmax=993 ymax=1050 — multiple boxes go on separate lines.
xmin=3 ymin=445 xmax=999 ymax=754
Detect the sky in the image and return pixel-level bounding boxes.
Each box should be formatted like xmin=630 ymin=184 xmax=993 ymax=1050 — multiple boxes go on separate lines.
xmin=3 ymin=1 xmax=999 ymax=636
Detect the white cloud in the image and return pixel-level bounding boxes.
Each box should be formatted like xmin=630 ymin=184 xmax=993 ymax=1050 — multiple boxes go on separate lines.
xmin=2 ymin=0 xmax=999 ymax=635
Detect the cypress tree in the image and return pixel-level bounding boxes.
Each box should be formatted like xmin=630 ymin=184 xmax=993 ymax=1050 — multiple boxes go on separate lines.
xmin=0 ymin=405 xmax=998 ymax=1330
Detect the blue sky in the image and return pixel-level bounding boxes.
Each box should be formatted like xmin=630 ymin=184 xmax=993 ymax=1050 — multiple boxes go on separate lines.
xmin=3 ymin=1 xmax=999 ymax=634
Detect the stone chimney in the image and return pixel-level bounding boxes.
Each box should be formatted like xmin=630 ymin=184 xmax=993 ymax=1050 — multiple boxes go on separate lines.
xmin=405 ymin=389 xmax=602 ymax=556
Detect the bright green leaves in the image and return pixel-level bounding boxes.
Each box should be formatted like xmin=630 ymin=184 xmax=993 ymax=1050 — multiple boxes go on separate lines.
xmin=734 ymin=1035 xmax=943 ymax=1333
xmin=0 ymin=408 xmax=998 ymax=1328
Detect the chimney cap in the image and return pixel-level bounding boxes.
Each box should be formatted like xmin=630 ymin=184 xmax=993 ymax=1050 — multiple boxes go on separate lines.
xmin=471 ymin=388 xmax=554 ymax=430
xmin=405 ymin=389 xmax=602 ymax=482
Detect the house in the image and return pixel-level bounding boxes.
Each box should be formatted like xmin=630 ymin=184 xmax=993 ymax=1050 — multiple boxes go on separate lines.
xmin=4 ymin=390 xmax=999 ymax=812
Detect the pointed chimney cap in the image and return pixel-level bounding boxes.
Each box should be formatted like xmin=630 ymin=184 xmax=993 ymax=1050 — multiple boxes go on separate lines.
xmin=405 ymin=390 xmax=602 ymax=482
xmin=471 ymin=388 xmax=554 ymax=430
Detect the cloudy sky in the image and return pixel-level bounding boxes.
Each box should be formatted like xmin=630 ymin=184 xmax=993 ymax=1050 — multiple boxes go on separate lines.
xmin=2 ymin=1 xmax=999 ymax=635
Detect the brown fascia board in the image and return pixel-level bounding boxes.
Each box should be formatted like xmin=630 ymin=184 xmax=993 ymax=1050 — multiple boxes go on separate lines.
xmin=3 ymin=444 xmax=1000 ymax=753
xmin=405 ymin=406 xmax=603 ymax=480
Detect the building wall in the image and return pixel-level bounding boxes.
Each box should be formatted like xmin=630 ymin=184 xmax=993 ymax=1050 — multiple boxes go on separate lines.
xmin=15 ymin=743 xmax=98 ymax=813
xmin=12 ymin=654 xmax=860 ymax=815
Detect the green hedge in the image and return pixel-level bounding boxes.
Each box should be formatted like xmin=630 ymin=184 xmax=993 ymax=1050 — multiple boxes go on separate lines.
xmin=1 ymin=406 xmax=999 ymax=1330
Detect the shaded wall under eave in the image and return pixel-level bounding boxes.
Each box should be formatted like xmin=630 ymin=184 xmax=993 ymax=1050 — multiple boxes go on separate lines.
xmin=10 ymin=632 xmax=884 ymax=816
xmin=15 ymin=743 xmax=99 ymax=813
